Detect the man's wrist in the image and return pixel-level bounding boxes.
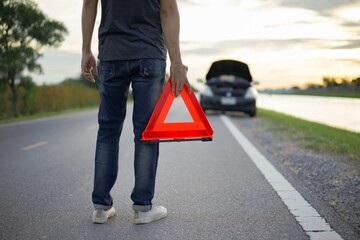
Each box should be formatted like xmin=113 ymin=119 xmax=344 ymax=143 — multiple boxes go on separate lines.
xmin=82 ymin=49 xmax=92 ymax=55
xmin=170 ymin=62 xmax=183 ymax=69
xmin=82 ymin=43 xmax=92 ymax=53
xmin=169 ymin=53 xmax=183 ymax=67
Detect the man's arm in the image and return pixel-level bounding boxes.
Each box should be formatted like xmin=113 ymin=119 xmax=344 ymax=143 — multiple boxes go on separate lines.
xmin=81 ymin=0 xmax=98 ymax=82
xmin=160 ymin=0 xmax=190 ymax=96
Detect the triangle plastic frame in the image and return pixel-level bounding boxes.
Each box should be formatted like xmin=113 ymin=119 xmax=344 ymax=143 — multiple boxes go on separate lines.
xmin=142 ymin=77 xmax=214 ymax=142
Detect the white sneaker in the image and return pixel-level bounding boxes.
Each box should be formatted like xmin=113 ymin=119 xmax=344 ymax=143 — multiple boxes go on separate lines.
xmin=92 ymin=207 xmax=116 ymax=224
xmin=134 ymin=206 xmax=167 ymax=224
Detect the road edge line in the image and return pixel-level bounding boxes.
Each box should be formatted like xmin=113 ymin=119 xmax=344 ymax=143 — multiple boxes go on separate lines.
xmin=220 ymin=115 xmax=343 ymax=240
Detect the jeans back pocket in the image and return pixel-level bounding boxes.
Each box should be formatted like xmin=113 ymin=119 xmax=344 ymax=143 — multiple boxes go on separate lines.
xmin=99 ymin=62 xmax=115 ymax=82
xmin=140 ymin=59 xmax=166 ymax=78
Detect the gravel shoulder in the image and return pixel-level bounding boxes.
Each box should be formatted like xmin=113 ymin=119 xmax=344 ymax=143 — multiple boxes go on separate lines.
xmin=229 ymin=114 xmax=360 ymax=235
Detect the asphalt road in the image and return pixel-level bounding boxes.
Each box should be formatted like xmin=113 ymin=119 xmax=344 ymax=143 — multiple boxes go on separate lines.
xmin=0 ymin=103 xmax=358 ymax=240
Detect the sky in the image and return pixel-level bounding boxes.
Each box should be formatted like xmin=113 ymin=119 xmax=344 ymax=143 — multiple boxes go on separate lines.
xmin=32 ymin=0 xmax=360 ymax=89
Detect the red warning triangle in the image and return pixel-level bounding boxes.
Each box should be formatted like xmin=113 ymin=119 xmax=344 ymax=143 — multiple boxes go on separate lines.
xmin=142 ymin=77 xmax=214 ymax=142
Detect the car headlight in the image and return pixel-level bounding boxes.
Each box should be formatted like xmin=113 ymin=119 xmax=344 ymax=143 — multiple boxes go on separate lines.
xmin=244 ymin=87 xmax=258 ymax=99
xmin=201 ymin=85 xmax=214 ymax=97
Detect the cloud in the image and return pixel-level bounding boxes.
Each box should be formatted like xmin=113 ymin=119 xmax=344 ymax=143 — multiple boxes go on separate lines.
xmin=337 ymin=59 xmax=360 ymax=65
xmin=178 ymin=0 xmax=196 ymax=4
xmin=333 ymin=39 xmax=360 ymax=49
xmin=178 ymin=0 xmax=207 ymax=6
xmin=278 ymin=0 xmax=360 ymax=16
xmin=342 ymin=20 xmax=360 ymax=27
xmin=183 ymin=47 xmax=223 ymax=55
xmin=264 ymin=20 xmax=321 ymax=29
xmin=182 ymin=38 xmax=333 ymax=56
xmin=340 ymin=21 xmax=360 ymax=36
xmin=182 ymin=38 xmax=360 ymax=59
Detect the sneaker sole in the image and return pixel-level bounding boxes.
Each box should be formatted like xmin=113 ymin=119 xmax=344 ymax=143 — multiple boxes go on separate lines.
xmin=93 ymin=207 xmax=116 ymax=224
xmin=134 ymin=211 xmax=167 ymax=225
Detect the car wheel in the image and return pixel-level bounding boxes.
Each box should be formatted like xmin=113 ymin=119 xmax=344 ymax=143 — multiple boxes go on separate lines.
xmin=248 ymin=110 xmax=256 ymax=117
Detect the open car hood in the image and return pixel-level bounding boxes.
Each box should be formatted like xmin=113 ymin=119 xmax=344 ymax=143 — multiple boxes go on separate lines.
xmin=206 ymin=60 xmax=253 ymax=82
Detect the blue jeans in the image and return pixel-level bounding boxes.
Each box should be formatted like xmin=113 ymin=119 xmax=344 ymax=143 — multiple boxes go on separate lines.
xmin=92 ymin=59 xmax=166 ymax=211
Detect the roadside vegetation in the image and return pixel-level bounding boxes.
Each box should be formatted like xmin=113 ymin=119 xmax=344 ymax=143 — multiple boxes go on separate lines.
xmin=0 ymin=75 xmax=100 ymax=122
xmin=290 ymin=91 xmax=360 ymax=98
xmin=258 ymin=108 xmax=360 ymax=160
xmin=261 ymin=75 xmax=360 ymax=98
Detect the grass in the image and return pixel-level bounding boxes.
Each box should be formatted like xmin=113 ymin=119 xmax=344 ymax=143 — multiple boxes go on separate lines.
xmin=257 ymin=108 xmax=360 ymax=160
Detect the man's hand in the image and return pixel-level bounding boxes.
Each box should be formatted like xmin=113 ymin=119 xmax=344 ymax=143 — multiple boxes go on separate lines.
xmin=81 ymin=51 xmax=97 ymax=83
xmin=170 ymin=64 xmax=191 ymax=97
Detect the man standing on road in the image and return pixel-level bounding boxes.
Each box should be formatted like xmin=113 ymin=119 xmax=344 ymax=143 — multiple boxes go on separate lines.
xmin=81 ymin=0 xmax=190 ymax=224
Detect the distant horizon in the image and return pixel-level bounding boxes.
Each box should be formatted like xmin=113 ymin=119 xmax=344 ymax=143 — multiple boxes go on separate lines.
xmin=31 ymin=0 xmax=360 ymax=90
xmin=32 ymin=50 xmax=360 ymax=91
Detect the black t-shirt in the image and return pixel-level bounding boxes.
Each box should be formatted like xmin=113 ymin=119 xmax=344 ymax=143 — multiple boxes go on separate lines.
xmin=98 ymin=0 xmax=167 ymax=61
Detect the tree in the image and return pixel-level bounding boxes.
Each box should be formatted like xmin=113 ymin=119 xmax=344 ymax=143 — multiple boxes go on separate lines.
xmin=0 ymin=0 xmax=68 ymax=117
xmin=351 ymin=77 xmax=360 ymax=88
xmin=322 ymin=77 xmax=340 ymax=88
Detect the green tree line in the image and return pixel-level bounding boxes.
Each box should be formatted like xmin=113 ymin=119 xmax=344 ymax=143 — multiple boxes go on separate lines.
xmin=321 ymin=76 xmax=360 ymax=89
xmin=288 ymin=76 xmax=360 ymax=98
xmin=304 ymin=76 xmax=360 ymax=90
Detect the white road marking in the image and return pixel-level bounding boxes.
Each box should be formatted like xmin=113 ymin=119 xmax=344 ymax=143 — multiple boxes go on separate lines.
xmin=20 ymin=141 xmax=48 ymax=151
xmin=220 ymin=115 xmax=343 ymax=240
